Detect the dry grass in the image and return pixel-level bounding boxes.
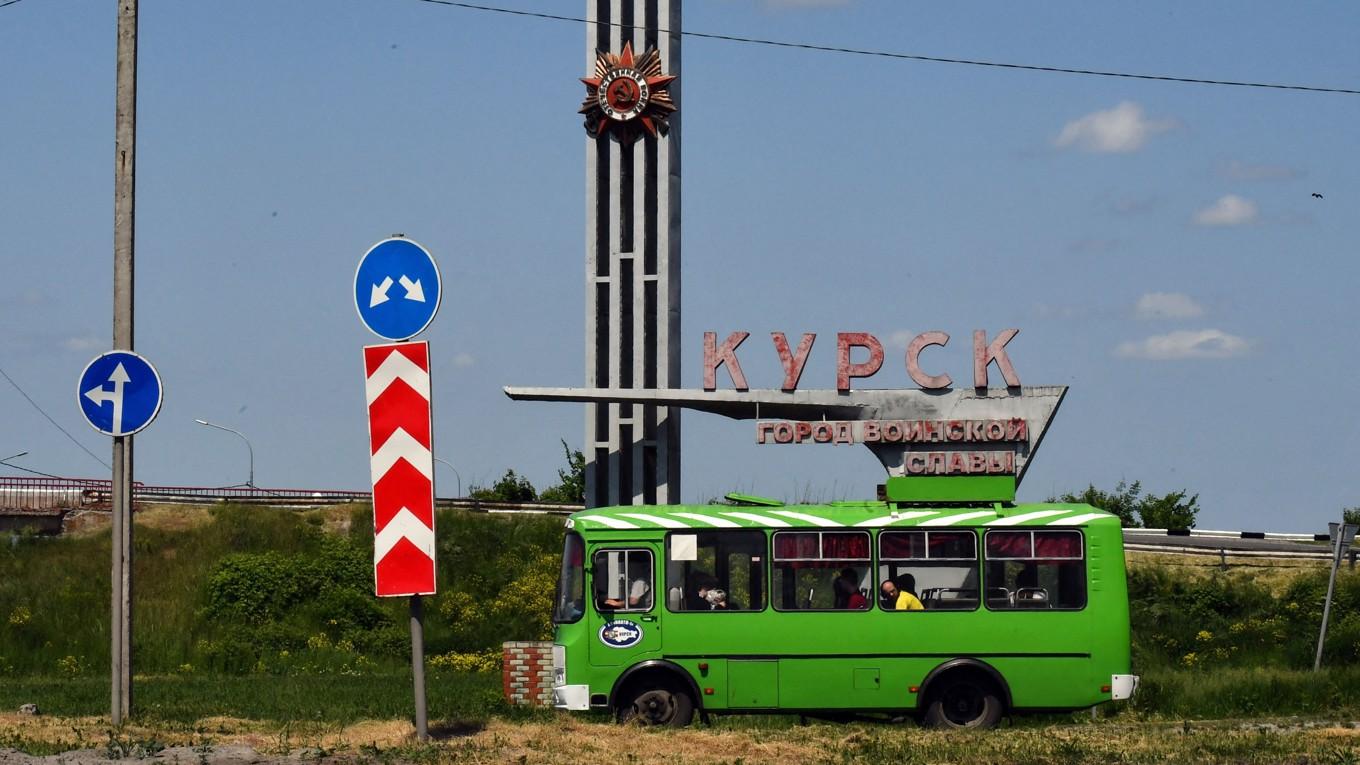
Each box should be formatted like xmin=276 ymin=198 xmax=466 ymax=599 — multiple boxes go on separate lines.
xmin=3 ymin=713 xmax=1360 ymax=764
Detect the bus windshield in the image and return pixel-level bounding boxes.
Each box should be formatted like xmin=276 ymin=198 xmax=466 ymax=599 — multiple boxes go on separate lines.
xmin=554 ymin=532 xmax=586 ymax=624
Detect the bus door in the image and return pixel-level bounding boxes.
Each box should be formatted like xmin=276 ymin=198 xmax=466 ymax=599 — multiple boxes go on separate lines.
xmin=587 ymin=545 xmax=663 ymax=667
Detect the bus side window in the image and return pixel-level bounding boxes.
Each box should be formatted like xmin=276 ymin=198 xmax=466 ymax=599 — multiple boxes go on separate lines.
xmin=665 ymin=531 xmax=766 ymax=612
xmin=771 ymin=531 xmax=871 ymax=611
xmin=592 ymin=549 xmax=654 ymax=612
xmin=983 ymin=530 xmax=1086 ymax=610
xmin=879 ymin=531 xmax=979 ymax=611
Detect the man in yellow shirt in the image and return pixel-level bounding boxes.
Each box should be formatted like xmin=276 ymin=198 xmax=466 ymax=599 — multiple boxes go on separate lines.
xmin=880 ymin=576 xmax=924 ymax=610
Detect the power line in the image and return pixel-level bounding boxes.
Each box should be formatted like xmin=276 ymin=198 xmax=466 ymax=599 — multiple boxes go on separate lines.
xmin=0 ymin=0 xmax=29 ymax=9
xmin=412 ymin=0 xmax=1360 ymax=96
xmin=0 ymin=364 xmax=111 ymax=471
xmin=0 ymin=459 xmax=64 ymax=480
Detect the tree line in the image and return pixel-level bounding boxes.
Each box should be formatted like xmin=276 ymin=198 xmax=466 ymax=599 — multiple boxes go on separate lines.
xmin=1051 ymin=480 xmax=1201 ymax=529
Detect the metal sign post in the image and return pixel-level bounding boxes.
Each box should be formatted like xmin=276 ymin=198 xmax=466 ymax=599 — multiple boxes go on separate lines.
xmin=78 ymin=351 xmax=162 ymax=726
xmin=410 ymin=595 xmax=427 ymax=739
xmin=109 ymin=0 xmax=138 ymax=724
xmin=356 ymin=238 xmax=441 ymax=741
xmin=1315 ymin=521 xmax=1358 ymax=671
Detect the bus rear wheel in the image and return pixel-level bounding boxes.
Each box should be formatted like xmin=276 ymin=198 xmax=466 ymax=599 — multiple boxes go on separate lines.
xmin=922 ymin=675 xmax=1003 ymax=729
xmin=617 ymin=683 xmax=695 ymax=727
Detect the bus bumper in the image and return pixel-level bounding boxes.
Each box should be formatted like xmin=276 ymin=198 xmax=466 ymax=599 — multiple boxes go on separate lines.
xmin=553 ymin=684 xmax=590 ymax=711
xmin=1110 ymin=674 xmax=1139 ymax=700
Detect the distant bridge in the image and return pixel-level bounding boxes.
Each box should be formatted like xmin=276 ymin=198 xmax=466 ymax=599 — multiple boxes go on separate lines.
xmin=0 ymin=477 xmax=1342 ymax=563
xmin=0 ymin=476 xmax=580 ymax=531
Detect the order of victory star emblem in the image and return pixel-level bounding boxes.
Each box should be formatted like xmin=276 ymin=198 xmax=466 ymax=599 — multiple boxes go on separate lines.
xmin=580 ymin=42 xmax=676 ymax=141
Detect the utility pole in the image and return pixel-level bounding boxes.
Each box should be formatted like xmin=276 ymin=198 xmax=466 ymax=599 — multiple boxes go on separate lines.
xmin=111 ymin=0 xmax=137 ymax=725
xmin=1315 ymin=521 xmax=1357 ymax=672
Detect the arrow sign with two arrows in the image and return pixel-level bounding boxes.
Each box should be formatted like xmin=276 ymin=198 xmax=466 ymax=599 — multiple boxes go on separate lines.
xmin=77 ymin=351 xmax=163 ymax=437
xmin=354 ymin=238 xmax=441 ymax=341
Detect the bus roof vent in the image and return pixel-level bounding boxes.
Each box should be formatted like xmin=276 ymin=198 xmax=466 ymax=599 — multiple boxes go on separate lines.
xmin=884 ymin=475 xmax=1016 ymax=504
xmin=723 ymin=492 xmax=784 ymax=507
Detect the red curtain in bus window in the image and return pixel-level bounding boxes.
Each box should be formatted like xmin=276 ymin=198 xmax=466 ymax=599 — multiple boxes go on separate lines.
xmin=880 ymin=531 xmax=926 ymax=559
xmin=929 ymin=531 xmax=975 ymax=559
xmin=986 ymin=531 xmax=1031 ymax=558
xmin=1034 ymin=531 xmax=1082 ymax=558
xmin=775 ymin=533 xmax=820 ymax=559
xmin=823 ymin=532 xmax=870 ymax=560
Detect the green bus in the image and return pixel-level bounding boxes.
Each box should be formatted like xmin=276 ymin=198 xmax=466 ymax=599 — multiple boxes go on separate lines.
xmin=550 ymin=493 xmax=1138 ymax=727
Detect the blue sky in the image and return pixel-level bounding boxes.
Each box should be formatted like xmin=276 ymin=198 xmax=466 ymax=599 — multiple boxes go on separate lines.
xmin=1 ymin=1 xmax=1356 ymax=531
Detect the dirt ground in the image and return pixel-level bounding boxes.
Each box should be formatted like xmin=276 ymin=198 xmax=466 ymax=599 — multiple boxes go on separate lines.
xmin=1 ymin=713 xmax=1359 ymax=764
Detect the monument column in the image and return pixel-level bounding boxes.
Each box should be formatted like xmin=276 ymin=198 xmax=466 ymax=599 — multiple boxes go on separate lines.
xmin=582 ymin=1 xmax=681 ymax=507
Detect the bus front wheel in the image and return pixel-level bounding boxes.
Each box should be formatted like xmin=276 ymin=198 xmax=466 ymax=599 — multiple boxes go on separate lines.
xmin=617 ymin=683 xmax=695 ymax=727
xmin=922 ymin=675 xmax=1003 ymax=729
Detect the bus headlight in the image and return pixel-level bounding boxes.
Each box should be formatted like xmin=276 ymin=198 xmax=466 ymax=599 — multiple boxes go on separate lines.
xmin=552 ymin=644 xmax=566 ymax=687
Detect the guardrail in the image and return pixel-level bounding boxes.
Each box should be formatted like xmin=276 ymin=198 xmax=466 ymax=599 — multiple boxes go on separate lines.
xmin=0 ymin=477 xmax=582 ymax=515
xmin=0 ymin=477 xmax=131 ymax=512
xmin=2 ymin=478 xmax=1343 ymax=555
xmin=1126 ymin=527 xmax=1330 ymax=542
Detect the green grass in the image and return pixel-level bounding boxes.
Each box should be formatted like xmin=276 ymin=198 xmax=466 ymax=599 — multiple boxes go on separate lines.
xmin=0 ymin=504 xmax=564 ymax=676
xmin=0 ymin=671 xmax=512 ymax=724
xmin=1131 ymin=666 xmax=1360 ymax=719
xmin=6 ymin=668 xmax=1357 ymax=727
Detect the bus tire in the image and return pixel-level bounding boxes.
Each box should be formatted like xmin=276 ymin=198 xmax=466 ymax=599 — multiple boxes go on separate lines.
xmin=921 ymin=673 xmax=1004 ymax=729
xmin=617 ymin=682 xmax=695 ymax=727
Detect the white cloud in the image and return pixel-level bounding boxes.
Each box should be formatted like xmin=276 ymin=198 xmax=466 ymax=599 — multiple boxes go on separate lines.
xmin=1219 ymin=160 xmax=1303 ymax=182
xmin=1194 ymin=195 xmax=1258 ymax=226
xmin=1054 ymin=101 xmax=1176 ymax=154
xmin=1134 ymin=292 xmax=1204 ymax=320
xmin=1115 ymin=329 xmax=1250 ymax=360
xmin=452 ymin=352 xmax=476 ymax=368
xmin=61 ymin=335 xmax=102 ymax=352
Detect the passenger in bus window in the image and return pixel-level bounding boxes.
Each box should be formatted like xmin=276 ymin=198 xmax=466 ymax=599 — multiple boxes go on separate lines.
xmin=602 ymin=576 xmax=650 ymax=610
xmin=689 ymin=572 xmax=731 ymax=610
xmin=880 ymin=576 xmax=925 ymax=611
xmin=835 ymin=568 xmax=868 ymax=610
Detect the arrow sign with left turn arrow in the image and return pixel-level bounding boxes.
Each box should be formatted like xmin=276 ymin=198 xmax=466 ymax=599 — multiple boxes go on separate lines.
xmin=77 ymin=351 xmax=163 ymax=437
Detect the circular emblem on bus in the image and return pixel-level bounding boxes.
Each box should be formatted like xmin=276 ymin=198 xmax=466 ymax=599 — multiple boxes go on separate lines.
xmin=580 ymin=41 xmax=676 ymax=141
xmin=598 ymin=620 xmax=644 ymax=649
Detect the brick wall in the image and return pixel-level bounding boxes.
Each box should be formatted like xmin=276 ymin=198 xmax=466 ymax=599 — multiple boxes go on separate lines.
xmin=502 ymin=641 xmax=554 ymax=707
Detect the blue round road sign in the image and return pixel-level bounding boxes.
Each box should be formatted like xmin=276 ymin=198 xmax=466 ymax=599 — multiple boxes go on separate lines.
xmin=354 ymin=238 xmax=442 ymax=341
xmin=77 ymin=351 xmax=163 ymax=437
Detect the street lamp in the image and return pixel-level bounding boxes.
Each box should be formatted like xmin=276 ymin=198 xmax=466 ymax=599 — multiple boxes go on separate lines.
xmin=433 ymin=457 xmax=461 ymax=498
xmin=194 ymin=419 xmax=255 ymax=488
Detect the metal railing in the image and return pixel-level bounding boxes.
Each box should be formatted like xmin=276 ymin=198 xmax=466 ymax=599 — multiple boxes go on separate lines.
xmin=0 ymin=476 xmax=582 ymax=515
xmin=0 ymin=477 xmax=131 ymax=512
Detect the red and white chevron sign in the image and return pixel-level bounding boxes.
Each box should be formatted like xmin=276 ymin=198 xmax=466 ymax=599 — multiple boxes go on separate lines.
xmin=364 ymin=341 xmax=436 ymax=597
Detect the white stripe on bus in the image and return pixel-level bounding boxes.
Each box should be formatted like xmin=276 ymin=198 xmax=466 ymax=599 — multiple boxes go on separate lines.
xmin=769 ymin=510 xmax=844 ymax=527
xmin=986 ymin=509 xmax=1071 ymax=526
xmin=720 ymin=512 xmax=793 ymax=528
xmin=918 ymin=511 xmax=997 ymax=527
xmin=853 ymin=511 xmax=940 ymax=528
xmin=619 ymin=513 xmax=691 ymax=529
xmin=575 ymin=515 xmax=640 ymax=530
xmin=671 ymin=512 xmax=742 ymax=528
xmin=1046 ymin=512 xmax=1110 ymax=526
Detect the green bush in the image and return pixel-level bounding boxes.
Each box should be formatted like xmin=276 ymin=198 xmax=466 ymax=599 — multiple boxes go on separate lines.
xmin=1129 ymin=564 xmax=1360 ymax=670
